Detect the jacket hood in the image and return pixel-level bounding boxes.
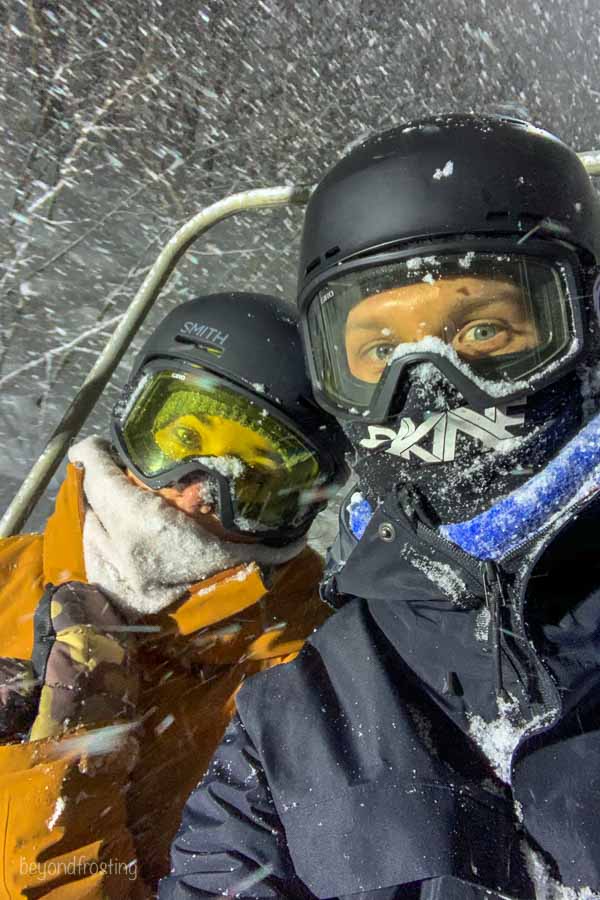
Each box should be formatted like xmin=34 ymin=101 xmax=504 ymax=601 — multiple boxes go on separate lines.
xmin=330 ymin=484 xmax=600 ymax=763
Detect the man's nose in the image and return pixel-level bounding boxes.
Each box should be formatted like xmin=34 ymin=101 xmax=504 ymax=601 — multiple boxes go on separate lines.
xmin=179 ymin=477 xmax=213 ymax=505
xmin=414 ymin=318 xmax=443 ymax=340
xmin=415 ymin=320 xmax=430 ymax=341
xmin=413 ymin=319 xmax=457 ymax=343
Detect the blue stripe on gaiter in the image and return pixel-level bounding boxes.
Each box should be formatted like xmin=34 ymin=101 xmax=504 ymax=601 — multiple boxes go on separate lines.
xmin=441 ymin=412 xmax=600 ymax=561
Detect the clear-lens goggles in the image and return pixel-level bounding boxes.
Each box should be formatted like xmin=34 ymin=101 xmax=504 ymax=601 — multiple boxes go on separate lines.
xmin=306 ymin=251 xmax=580 ymax=415
xmin=114 ymin=368 xmax=326 ymax=533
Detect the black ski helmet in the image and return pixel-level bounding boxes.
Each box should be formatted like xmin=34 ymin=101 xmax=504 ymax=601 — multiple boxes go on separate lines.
xmin=296 ymin=114 xmax=600 ymax=522
xmin=111 ymin=292 xmax=349 ymax=544
xmin=299 ymin=114 xmax=600 ymax=304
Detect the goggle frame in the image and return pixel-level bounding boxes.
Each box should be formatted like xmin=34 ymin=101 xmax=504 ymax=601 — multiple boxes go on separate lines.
xmin=111 ymin=359 xmax=337 ymax=544
xmin=299 ymin=237 xmax=588 ymax=421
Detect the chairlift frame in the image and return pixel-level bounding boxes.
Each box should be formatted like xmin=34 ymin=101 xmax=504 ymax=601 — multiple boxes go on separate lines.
xmin=1 ymin=151 xmax=600 ymax=538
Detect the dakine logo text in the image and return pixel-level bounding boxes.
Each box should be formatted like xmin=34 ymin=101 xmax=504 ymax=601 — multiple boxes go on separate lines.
xmin=360 ymin=405 xmax=525 ymax=463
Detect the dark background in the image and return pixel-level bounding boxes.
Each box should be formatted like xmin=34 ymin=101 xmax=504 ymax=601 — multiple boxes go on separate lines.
xmin=1 ymin=0 xmax=599 ymax=543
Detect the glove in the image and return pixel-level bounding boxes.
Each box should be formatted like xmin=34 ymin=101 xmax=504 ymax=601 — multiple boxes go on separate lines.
xmin=29 ymin=581 xmax=139 ymax=741
xmin=0 ymin=657 xmax=40 ymax=743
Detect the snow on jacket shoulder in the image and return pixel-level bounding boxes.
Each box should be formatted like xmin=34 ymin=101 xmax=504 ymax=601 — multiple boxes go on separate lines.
xmin=0 ymin=463 xmax=329 ymax=898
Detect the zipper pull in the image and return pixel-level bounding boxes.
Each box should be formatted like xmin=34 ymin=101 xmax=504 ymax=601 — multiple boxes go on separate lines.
xmin=482 ymin=560 xmax=510 ymax=708
xmin=396 ymin=483 xmax=438 ymax=531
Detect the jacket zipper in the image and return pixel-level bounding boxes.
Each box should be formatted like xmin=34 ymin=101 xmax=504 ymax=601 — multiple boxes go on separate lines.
xmin=414 ymin=511 xmax=563 ymax=736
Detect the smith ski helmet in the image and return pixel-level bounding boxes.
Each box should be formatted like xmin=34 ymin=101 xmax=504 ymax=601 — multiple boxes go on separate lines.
xmin=112 ymin=292 xmax=349 ymax=545
xmin=297 ymin=115 xmax=600 ymax=521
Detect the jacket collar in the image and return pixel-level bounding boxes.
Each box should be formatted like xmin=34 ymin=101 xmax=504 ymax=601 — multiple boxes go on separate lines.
xmin=43 ymin=463 xmax=87 ymax=586
xmin=168 ymin=563 xmax=268 ymax=636
xmin=335 ymin=488 xmax=600 ymax=736
xmin=42 ymin=463 xmax=280 ymax=641
xmin=337 ymin=482 xmax=600 ymax=614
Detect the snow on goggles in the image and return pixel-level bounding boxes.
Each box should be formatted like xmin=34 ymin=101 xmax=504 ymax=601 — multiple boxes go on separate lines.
xmin=113 ymin=367 xmax=326 ymax=533
xmin=305 ymin=247 xmax=583 ymax=418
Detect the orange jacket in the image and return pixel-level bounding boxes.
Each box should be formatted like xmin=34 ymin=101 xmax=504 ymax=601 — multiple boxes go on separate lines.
xmin=0 ymin=464 xmax=329 ymax=898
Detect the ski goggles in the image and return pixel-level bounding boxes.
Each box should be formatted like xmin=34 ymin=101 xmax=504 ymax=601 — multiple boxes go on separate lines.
xmin=303 ymin=244 xmax=584 ymax=419
xmin=112 ymin=364 xmax=329 ymax=535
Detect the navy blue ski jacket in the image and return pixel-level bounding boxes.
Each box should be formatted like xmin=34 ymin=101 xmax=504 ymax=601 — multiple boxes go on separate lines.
xmin=160 ymin=486 xmax=600 ymax=899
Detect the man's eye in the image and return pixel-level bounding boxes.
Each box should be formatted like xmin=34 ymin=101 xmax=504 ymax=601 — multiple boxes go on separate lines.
xmin=173 ymin=427 xmax=201 ymax=449
xmin=463 ymin=323 xmax=502 ymax=342
xmin=365 ymin=343 xmax=396 ymax=362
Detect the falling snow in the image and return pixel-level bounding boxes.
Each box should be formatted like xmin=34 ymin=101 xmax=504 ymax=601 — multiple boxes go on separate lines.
xmin=0 ymin=0 xmax=598 ymax=553
xmin=433 ymin=159 xmax=455 ymax=179
xmin=47 ymin=796 xmax=65 ymax=830
xmin=1 ymin=12 xmax=600 ymax=890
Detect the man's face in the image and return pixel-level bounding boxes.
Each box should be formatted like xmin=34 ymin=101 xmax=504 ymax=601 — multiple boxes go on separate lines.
xmin=345 ymin=275 xmax=541 ymax=384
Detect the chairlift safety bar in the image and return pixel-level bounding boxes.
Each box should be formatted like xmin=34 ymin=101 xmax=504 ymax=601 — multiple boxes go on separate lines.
xmin=0 ymin=185 xmax=312 ymax=537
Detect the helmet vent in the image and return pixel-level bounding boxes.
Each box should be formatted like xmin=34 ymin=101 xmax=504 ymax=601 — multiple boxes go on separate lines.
xmin=325 ymin=245 xmax=340 ymax=259
xmin=518 ymin=212 xmax=550 ymax=224
xmin=305 ymin=256 xmax=320 ymax=275
xmin=175 ymin=335 xmax=224 ymax=357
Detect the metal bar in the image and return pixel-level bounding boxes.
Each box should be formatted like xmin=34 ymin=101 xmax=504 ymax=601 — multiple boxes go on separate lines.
xmin=0 ymin=184 xmax=313 ymax=537
xmin=579 ymin=150 xmax=600 ymax=176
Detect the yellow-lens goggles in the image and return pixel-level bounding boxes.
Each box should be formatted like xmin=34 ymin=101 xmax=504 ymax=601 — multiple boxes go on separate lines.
xmin=119 ymin=369 xmax=324 ymax=531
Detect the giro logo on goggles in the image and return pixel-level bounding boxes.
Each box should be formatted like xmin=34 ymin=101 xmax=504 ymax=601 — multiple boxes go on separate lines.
xmin=360 ymin=406 xmax=525 ymax=463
